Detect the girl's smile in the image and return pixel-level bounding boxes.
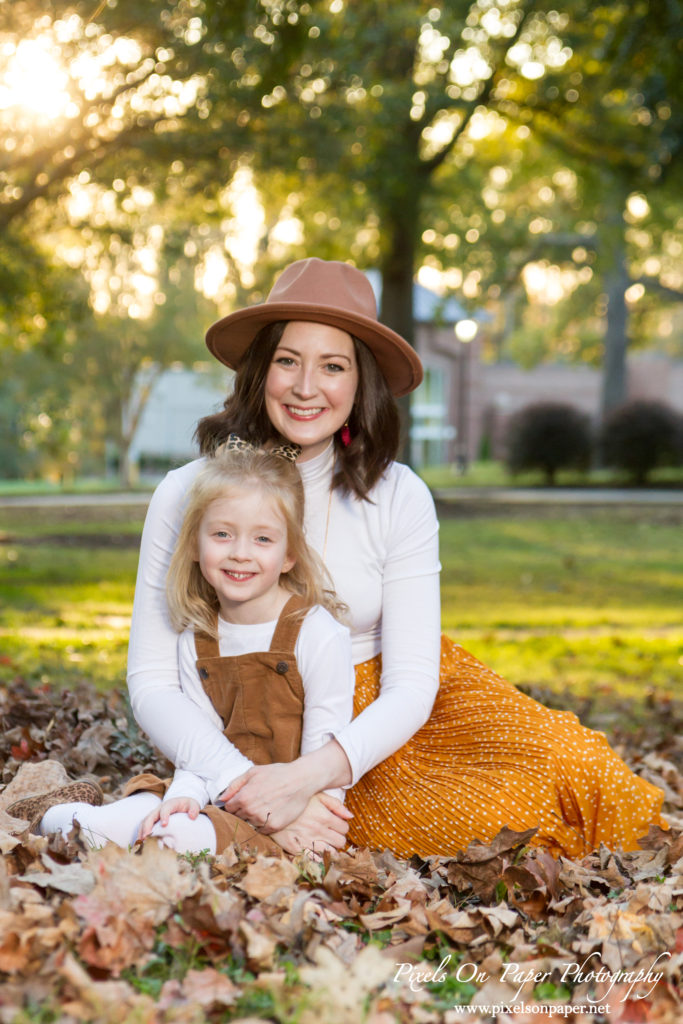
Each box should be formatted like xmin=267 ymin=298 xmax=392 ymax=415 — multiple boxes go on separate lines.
xmin=196 ymin=487 xmax=295 ymax=624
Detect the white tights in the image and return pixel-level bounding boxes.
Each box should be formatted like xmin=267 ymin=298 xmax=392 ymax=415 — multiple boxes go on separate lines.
xmin=39 ymin=792 xmax=218 ymax=855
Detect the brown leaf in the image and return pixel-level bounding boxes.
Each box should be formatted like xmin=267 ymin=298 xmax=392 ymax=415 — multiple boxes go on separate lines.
xmin=359 ymin=896 xmax=414 ymax=932
xmin=298 ymin=945 xmax=396 ymax=1024
xmin=237 ymin=854 xmax=299 ymax=902
xmin=424 ymin=900 xmax=483 ymax=944
xmin=77 ymin=841 xmax=198 ymax=926
xmin=239 ymin=918 xmax=278 ymax=969
xmin=322 ymin=846 xmax=383 ymax=901
xmin=59 ymin=952 xmax=157 ymax=1023
xmin=73 ymin=842 xmax=199 ymax=974
xmin=444 ymin=826 xmax=538 ymax=901
xmin=158 ymin=966 xmax=240 ymax=1011
xmin=0 ymin=905 xmax=79 ymax=975
xmin=19 ymin=854 xmax=95 ymax=896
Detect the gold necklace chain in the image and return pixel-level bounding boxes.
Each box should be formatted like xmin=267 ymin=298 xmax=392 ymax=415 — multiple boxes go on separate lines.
xmin=322 ymin=483 xmax=333 ymax=563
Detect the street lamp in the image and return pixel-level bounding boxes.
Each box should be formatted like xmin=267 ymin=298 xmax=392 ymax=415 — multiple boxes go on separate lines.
xmin=453 ymin=319 xmax=478 ymax=473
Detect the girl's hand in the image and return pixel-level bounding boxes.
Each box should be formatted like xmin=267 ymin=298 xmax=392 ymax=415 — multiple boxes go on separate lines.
xmin=271 ymin=793 xmax=353 ymax=854
xmin=138 ymin=797 xmax=201 ymax=841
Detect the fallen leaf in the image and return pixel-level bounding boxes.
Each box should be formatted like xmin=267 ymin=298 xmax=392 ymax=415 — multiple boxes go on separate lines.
xmin=298 ymin=944 xmax=395 ymax=1024
xmin=237 ymin=854 xmax=300 ymax=901
xmin=20 ymin=854 xmax=95 ymax=895
xmin=444 ymin=826 xmax=538 ymax=901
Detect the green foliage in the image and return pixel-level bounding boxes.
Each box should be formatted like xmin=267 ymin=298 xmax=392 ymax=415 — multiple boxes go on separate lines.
xmin=1 ymin=0 xmax=682 ymax=482
xmin=123 ymin=932 xmax=210 ymax=998
xmin=6 ymin=1005 xmax=61 ymax=1024
xmin=423 ymin=949 xmax=480 ymax=1009
xmin=505 ymin=402 xmax=593 ymax=485
xmin=600 ymin=399 xmax=682 ymax=485
xmin=533 ymin=980 xmax=571 ymax=1002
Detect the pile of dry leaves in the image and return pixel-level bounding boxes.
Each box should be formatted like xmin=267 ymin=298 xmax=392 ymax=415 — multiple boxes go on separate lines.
xmin=0 ymin=678 xmax=681 ymax=1024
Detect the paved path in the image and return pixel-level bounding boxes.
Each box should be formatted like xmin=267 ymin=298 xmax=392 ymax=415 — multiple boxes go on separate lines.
xmin=0 ymin=492 xmax=154 ymax=508
xmin=1 ymin=487 xmax=682 ymax=509
xmin=432 ymin=486 xmax=683 ymax=507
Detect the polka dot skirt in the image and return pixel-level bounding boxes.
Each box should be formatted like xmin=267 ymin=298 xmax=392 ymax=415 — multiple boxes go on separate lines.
xmin=346 ymin=636 xmax=667 ymax=859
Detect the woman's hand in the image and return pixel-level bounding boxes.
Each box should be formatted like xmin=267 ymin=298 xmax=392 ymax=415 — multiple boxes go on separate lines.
xmin=138 ymin=796 xmax=201 ymax=841
xmin=270 ymin=793 xmax=353 ymax=855
xmin=219 ymin=740 xmax=353 ymax=833
xmin=220 ymin=761 xmax=315 ymax=832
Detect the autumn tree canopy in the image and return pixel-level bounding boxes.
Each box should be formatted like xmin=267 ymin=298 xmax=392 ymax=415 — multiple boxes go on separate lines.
xmin=1 ymin=0 xmax=681 ymax=480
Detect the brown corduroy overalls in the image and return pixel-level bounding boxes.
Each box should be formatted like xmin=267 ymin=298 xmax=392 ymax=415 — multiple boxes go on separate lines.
xmin=125 ymin=595 xmax=308 ymax=855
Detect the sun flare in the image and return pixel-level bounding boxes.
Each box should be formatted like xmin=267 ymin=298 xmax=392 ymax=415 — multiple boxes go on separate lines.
xmin=0 ymin=37 xmax=75 ymax=120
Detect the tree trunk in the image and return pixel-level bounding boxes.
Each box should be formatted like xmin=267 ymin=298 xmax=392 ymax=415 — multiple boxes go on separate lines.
xmin=600 ymin=244 xmax=630 ymax=417
xmin=119 ymin=363 xmax=161 ymax=488
xmin=379 ymin=221 xmax=416 ymax=347
xmin=599 ymin=187 xmax=631 ymax=419
xmin=378 ymin=211 xmax=418 ymax=461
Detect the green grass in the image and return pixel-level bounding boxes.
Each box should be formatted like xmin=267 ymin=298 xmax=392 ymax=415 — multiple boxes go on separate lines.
xmin=1 ymin=502 xmax=681 ymax=718
xmin=420 ymin=460 xmax=683 ymax=490
xmin=0 ymin=476 xmax=154 ymax=495
xmin=0 ymin=505 xmax=143 ymax=690
xmin=439 ymin=512 xmax=682 ymax=703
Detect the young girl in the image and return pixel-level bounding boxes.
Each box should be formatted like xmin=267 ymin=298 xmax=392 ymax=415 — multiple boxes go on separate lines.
xmin=10 ymin=441 xmax=355 ymax=856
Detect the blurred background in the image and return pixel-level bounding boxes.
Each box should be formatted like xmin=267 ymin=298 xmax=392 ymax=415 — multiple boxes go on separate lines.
xmin=0 ymin=0 xmax=681 ymax=489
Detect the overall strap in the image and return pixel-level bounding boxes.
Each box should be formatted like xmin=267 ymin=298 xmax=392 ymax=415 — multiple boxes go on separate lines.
xmin=269 ymin=595 xmax=308 ymax=655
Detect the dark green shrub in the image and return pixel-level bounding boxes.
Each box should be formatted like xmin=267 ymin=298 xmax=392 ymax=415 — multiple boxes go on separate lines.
xmin=505 ymin=402 xmax=592 ymax=485
xmin=600 ymin=399 xmax=682 ymax=485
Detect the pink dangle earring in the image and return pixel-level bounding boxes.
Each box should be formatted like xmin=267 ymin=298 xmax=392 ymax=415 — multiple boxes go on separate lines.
xmin=340 ymin=422 xmax=351 ymax=447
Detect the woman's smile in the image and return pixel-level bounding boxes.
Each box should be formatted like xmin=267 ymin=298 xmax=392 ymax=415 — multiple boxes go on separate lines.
xmin=265 ymin=321 xmax=358 ymax=461
xmin=284 ymin=405 xmax=326 ymax=420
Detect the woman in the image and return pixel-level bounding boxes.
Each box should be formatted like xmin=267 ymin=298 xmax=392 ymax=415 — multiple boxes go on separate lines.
xmin=127 ymin=257 xmax=666 ymax=858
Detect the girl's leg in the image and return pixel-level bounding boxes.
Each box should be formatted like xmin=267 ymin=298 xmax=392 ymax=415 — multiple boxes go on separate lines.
xmin=39 ymin=792 xmax=161 ymax=848
xmin=150 ymin=812 xmax=217 ymax=855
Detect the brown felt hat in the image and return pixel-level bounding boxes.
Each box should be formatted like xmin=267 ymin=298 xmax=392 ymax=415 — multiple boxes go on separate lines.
xmin=205 ymin=258 xmax=423 ymax=397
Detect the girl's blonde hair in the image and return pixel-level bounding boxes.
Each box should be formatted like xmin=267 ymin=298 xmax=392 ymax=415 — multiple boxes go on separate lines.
xmin=166 ymin=445 xmax=346 ymax=636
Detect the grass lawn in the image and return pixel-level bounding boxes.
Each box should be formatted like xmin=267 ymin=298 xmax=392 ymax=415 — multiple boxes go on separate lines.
xmin=420 ymin=459 xmax=683 ymax=489
xmin=1 ymin=500 xmax=681 ymax=729
xmin=438 ymin=509 xmax=682 ymax=714
xmin=0 ymin=504 xmax=143 ymax=691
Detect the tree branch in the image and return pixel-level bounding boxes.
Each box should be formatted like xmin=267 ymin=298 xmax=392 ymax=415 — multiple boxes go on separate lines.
xmin=420 ymin=0 xmax=536 ymax=177
xmin=637 ymin=276 xmax=683 ymax=303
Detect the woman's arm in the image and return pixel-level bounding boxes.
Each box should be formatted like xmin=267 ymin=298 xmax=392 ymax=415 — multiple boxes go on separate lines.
xmin=332 ymin=468 xmax=442 ymax=784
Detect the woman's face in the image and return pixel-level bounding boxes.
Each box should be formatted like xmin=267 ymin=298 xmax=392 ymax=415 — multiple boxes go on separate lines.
xmin=265 ymin=321 xmax=359 ymax=462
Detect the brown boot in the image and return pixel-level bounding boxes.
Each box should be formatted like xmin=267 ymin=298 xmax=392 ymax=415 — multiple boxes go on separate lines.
xmin=7 ymin=780 xmax=103 ymax=834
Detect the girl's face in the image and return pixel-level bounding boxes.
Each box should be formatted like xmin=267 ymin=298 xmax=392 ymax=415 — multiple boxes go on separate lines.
xmin=264 ymin=321 xmax=359 ymax=462
xmin=196 ymin=486 xmax=295 ymax=624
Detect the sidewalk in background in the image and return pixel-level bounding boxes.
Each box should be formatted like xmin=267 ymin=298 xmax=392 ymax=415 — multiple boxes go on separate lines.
xmin=0 ymin=492 xmax=154 ymax=508
xmin=1 ymin=488 xmax=682 ymax=509
xmin=432 ymin=486 xmax=683 ymax=507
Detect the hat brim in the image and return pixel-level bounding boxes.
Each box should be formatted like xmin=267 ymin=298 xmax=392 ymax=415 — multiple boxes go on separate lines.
xmin=205 ymin=301 xmax=423 ymax=398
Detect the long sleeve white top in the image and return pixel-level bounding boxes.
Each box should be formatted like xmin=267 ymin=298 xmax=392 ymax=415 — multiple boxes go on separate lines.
xmin=127 ymin=442 xmax=441 ymax=788
xmin=163 ymin=607 xmax=354 ymax=807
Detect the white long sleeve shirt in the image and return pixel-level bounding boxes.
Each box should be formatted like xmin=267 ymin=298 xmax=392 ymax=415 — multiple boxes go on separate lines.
xmin=127 ymin=443 xmax=441 ymax=788
xmin=163 ymin=607 xmax=354 ymax=807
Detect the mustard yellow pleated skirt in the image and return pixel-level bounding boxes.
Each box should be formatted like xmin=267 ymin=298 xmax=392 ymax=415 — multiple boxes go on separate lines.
xmin=345 ymin=636 xmax=667 ymax=859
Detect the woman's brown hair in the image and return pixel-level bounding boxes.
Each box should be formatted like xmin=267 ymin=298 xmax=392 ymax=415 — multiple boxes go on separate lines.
xmin=195 ymin=322 xmax=401 ymax=500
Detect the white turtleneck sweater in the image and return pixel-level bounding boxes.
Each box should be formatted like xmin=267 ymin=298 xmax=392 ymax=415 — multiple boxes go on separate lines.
xmin=127 ymin=444 xmax=441 ymax=799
